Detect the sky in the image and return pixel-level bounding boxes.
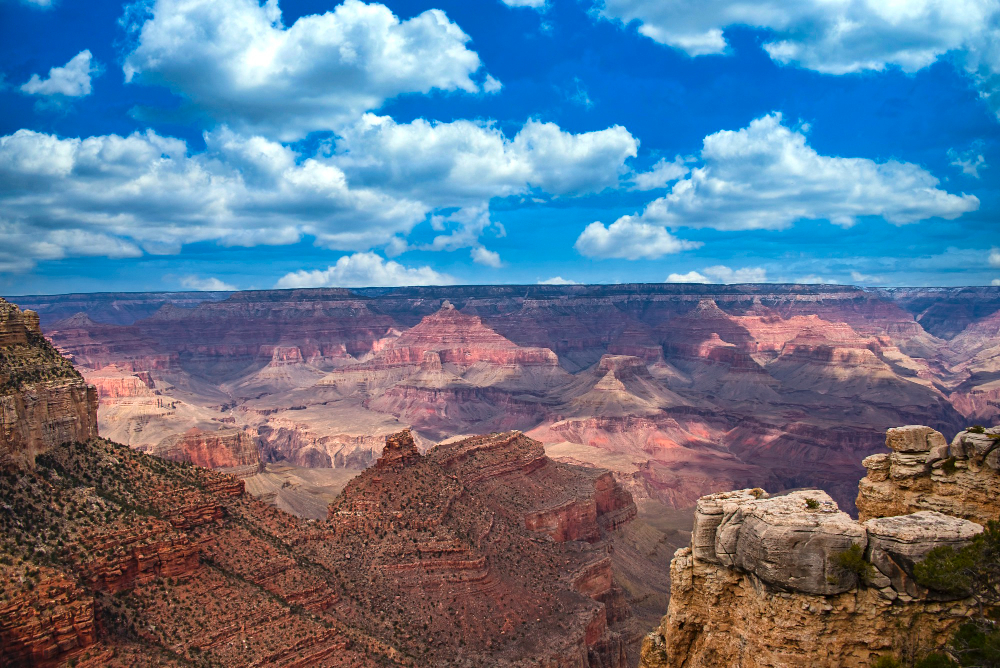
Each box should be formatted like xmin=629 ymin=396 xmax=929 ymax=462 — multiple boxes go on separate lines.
xmin=0 ymin=0 xmax=998 ymax=294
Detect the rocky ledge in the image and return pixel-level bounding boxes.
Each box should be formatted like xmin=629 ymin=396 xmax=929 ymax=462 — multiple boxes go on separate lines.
xmin=639 ymin=424 xmax=993 ymax=668
xmin=857 ymin=424 xmax=1000 ymax=524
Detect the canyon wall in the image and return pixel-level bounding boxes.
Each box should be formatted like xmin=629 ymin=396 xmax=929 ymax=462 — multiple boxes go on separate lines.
xmin=0 ymin=298 xmax=97 ymax=468
xmin=639 ymin=424 xmax=998 ymax=668
xmin=19 ymin=284 xmax=994 ymax=517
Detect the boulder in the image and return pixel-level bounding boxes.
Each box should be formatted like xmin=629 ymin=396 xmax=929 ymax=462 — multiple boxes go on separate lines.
xmin=691 ymin=488 xmax=767 ymax=563
xmin=861 ymin=453 xmax=891 ymax=482
xmin=715 ymin=490 xmax=867 ymax=595
xmin=886 ymin=425 xmax=944 ymax=453
xmin=864 ymin=511 xmax=983 ymax=599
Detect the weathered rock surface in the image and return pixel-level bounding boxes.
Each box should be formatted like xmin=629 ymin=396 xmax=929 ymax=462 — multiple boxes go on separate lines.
xmin=716 ymin=490 xmax=867 ymax=595
xmin=639 ymin=424 xmax=997 ymax=668
xmin=691 ymin=488 xmax=767 ymax=563
xmin=857 ymin=425 xmax=1000 ymax=524
xmin=864 ymin=511 xmax=982 ymax=599
xmin=0 ymin=299 xmax=97 ymax=468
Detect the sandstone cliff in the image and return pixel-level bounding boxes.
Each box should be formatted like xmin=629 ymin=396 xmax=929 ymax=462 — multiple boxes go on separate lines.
xmin=0 ymin=299 xmax=97 ymax=468
xmin=639 ymin=424 xmax=995 ymax=668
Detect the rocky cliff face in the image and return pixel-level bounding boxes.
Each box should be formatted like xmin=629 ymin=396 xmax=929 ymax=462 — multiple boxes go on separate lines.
xmin=639 ymin=424 xmax=995 ymax=668
xmin=0 ymin=299 xmax=97 ymax=468
xmin=857 ymin=424 xmax=1000 ymax=525
xmin=151 ymin=427 xmax=263 ymax=477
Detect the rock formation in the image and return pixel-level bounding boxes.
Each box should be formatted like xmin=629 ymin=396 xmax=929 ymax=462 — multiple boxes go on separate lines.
xmin=639 ymin=424 xmax=996 ymax=668
xmin=0 ymin=314 xmax=647 ymax=667
xmin=151 ymin=426 xmax=263 ymax=477
xmin=23 ymin=285 xmax=988 ymax=514
xmin=857 ymin=424 xmax=1000 ymax=524
xmin=0 ymin=299 xmax=97 ymax=468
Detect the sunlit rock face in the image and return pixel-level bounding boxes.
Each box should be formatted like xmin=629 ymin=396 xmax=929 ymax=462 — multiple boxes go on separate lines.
xmin=639 ymin=423 xmax=994 ymax=668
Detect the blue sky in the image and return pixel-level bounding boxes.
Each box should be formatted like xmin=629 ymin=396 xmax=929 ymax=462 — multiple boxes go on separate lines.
xmin=0 ymin=0 xmax=998 ymax=294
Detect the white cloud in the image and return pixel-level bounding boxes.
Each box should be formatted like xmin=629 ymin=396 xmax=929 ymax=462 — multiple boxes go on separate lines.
xmin=122 ymin=0 xmax=487 ymax=140
xmin=666 ymin=270 xmax=708 ymax=283
xmin=850 ymin=270 xmax=883 ymax=284
xmin=574 ymin=215 xmax=701 ymax=260
xmin=335 ymin=114 xmax=638 ymax=204
xmin=949 ymin=146 xmax=988 ymax=178
xmin=0 ymin=128 xmax=426 ymax=271
xmin=794 ymin=274 xmax=833 ymax=284
xmin=483 ymin=74 xmax=503 ymax=94
xmin=623 ymin=113 xmax=978 ymax=231
xmin=597 ymin=0 xmax=1000 ymax=120
xmin=470 ymin=246 xmax=502 ymax=267
xmin=993 ymin=278 xmax=1000 ymax=286
xmin=665 ymin=265 xmax=767 ymax=283
xmin=632 ymin=156 xmax=689 ymax=190
xmin=703 ymin=265 xmax=768 ymax=283
xmin=181 ymin=275 xmax=236 ymax=290
xmin=539 ymin=276 xmax=578 ymax=285
xmin=501 ymin=0 xmax=546 ymax=8
xmin=275 ymin=252 xmax=452 ymax=288
xmin=19 ymin=0 xmax=53 ymax=7
xmin=990 ymin=248 xmax=1000 ymax=267
xmin=21 ymin=50 xmax=100 ymax=97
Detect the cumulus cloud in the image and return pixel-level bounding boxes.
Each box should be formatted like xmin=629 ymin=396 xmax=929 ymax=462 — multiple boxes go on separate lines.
xmin=0 ymin=127 xmax=426 ymax=271
xmin=539 ymin=276 xmax=578 ymax=285
xmin=850 ymin=270 xmax=883 ymax=284
xmin=275 ymin=252 xmax=453 ymax=288
xmin=949 ymin=146 xmax=988 ymax=178
xmin=597 ymin=0 xmax=1000 ymax=119
xmin=993 ymin=279 xmax=1000 ymax=286
xmin=990 ymin=248 xmax=1000 ymax=267
xmin=632 ymin=156 xmax=689 ymax=190
xmin=122 ymin=0 xmax=487 ymax=140
xmin=21 ymin=50 xmax=100 ymax=97
xmin=665 ymin=266 xmax=767 ymax=283
xmin=19 ymin=0 xmax=53 ymax=7
xmin=703 ymin=265 xmax=768 ymax=283
xmin=619 ymin=113 xmax=978 ymax=232
xmin=501 ymin=0 xmax=546 ymax=8
xmin=470 ymin=246 xmax=502 ymax=267
xmin=666 ymin=270 xmax=708 ymax=283
xmin=574 ymin=216 xmax=701 ymax=260
xmin=181 ymin=275 xmax=236 ymax=290
xmin=336 ymin=114 xmax=638 ymax=204
xmin=333 ymin=115 xmax=637 ymax=254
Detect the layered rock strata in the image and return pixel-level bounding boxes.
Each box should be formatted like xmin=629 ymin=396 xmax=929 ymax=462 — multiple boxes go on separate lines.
xmin=857 ymin=425 xmax=1000 ymax=524
xmin=151 ymin=427 xmax=263 ymax=477
xmin=639 ymin=424 xmax=993 ymax=668
xmin=0 ymin=299 xmax=97 ymax=468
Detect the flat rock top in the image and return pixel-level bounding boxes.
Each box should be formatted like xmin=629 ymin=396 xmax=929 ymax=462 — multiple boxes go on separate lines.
xmin=696 ymin=488 xmax=767 ymax=515
xmin=738 ymin=490 xmax=861 ymax=532
xmin=886 ymin=425 xmax=945 ymax=453
xmin=865 ymin=511 xmax=983 ymax=541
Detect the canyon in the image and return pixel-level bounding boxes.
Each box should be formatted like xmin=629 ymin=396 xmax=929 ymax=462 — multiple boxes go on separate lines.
xmin=14 ymin=284 xmax=996 ymax=517
xmin=0 ymin=296 xmax=649 ymax=666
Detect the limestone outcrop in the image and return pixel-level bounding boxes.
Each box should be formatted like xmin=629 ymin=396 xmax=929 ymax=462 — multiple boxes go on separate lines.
xmin=639 ymin=424 xmax=994 ymax=668
xmin=0 ymin=299 xmax=98 ymax=468
xmin=857 ymin=424 xmax=1000 ymax=524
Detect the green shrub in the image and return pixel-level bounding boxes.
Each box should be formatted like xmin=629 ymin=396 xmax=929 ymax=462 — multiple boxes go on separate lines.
xmin=805 ymin=497 xmax=820 ymax=509
xmin=835 ymin=543 xmax=875 ymax=583
xmin=872 ymin=656 xmax=902 ymax=668
xmin=969 ymin=426 xmax=987 ymax=434
xmin=914 ymin=652 xmax=958 ymax=668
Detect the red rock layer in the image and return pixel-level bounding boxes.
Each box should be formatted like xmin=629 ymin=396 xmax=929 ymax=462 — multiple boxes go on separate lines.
xmin=152 ymin=427 xmax=263 ymax=477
